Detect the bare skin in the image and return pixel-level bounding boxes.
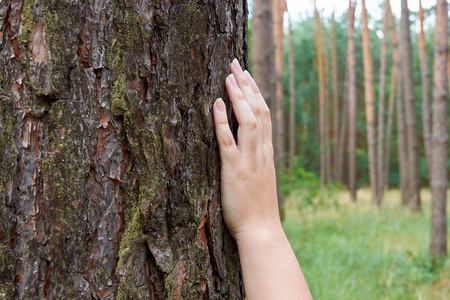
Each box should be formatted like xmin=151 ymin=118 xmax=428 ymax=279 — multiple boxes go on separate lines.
xmin=213 ymin=59 xmax=313 ymax=300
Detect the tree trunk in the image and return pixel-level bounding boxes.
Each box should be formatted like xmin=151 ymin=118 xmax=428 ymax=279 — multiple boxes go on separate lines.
xmin=386 ymin=0 xmax=409 ymax=206
xmin=321 ymin=20 xmax=331 ymax=184
xmin=361 ymin=0 xmax=377 ymax=204
xmin=0 ymin=0 xmax=247 ymax=298
xmin=376 ymin=1 xmax=388 ymax=206
xmin=347 ymin=0 xmax=357 ymax=201
xmin=418 ymin=0 xmax=432 ymax=180
xmin=430 ymin=0 xmax=448 ymax=259
xmin=331 ymin=12 xmax=340 ymax=183
xmin=400 ymin=0 xmax=421 ymax=210
xmin=273 ymin=0 xmax=287 ymax=172
xmin=288 ymin=17 xmax=296 ymax=176
xmin=384 ymin=67 xmax=396 ymax=191
xmin=314 ymin=7 xmax=326 ymax=187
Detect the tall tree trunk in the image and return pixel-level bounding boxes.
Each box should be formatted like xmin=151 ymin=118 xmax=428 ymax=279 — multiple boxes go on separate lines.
xmin=322 ymin=19 xmax=332 ymax=184
xmin=336 ymin=70 xmax=349 ymax=185
xmin=0 ymin=0 xmax=247 ymax=298
xmin=400 ymin=0 xmax=421 ymax=210
xmin=288 ymin=17 xmax=296 ymax=176
xmin=376 ymin=1 xmax=389 ymax=206
xmin=430 ymin=0 xmax=448 ymax=259
xmin=272 ymin=0 xmax=287 ymax=172
xmin=314 ymin=7 xmax=326 ymax=187
xmin=331 ymin=12 xmax=340 ymax=183
xmin=361 ymin=0 xmax=377 ymax=204
xmin=418 ymin=0 xmax=432 ymax=179
xmin=384 ymin=67 xmax=396 ymax=191
xmin=386 ymin=0 xmax=410 ymax=206
xmin=347 ymin=0 xmax=357 ymax=201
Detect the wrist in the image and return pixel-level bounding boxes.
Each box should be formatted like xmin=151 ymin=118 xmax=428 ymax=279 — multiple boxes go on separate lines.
xmin=234 ymin=221 xmax=286 ymax=247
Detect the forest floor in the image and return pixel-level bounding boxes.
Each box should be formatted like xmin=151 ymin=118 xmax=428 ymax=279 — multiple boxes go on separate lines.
xmin=283 ymin=188 xmax=450 ymax=300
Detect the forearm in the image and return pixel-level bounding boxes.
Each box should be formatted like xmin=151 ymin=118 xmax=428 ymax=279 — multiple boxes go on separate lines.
xmin=236 ymin=225 xmax=313 ymax=300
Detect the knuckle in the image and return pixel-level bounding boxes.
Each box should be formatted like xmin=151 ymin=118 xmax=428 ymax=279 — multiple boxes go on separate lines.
xmin=262 ymin=107 xmax=271 ymax=120
xmin=240 ymin=78 xmax=251 ymax=87
xmin=246 ymin=118 xmax=257 ymax=130
xmin=217 ymin=118 xmax=229 ymax=126
xmin=252 ymin=106 xmax=261 ymax=118
xmin=236 ymin=93 xmax=246 ymax=102
xmin=221 ymin=136 xmax=235 ymax=148
xmin=252 ymin=86 xmax=261 ymax=94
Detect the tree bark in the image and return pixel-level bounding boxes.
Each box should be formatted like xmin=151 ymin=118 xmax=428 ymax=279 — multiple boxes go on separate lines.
xmin=347 ymin=0 xmax=357 ymax=201
xmin=361 ymin=0 xmax=377 ymax=204
xmin=314 ymin=7 xmax=326 ymax=188
xmin=400 ymin=0 xmax=421 ymax=210
xmin=386 ymin=0 xmax=409 ymax=206
xmin=384 ymin=67 xmax=396 ymax=191
xmin=430 ymin=0 xmax=448 ymax=259
xmin=321 ymin=20 xmax=331 ymax=184
xmin=331 ymin=12 xmax=340 ymax=183
xmin=418 ymin=0 xmax=432 ymax=180
xmin=288 ymin=17 xmax=296 ymax=176
xmin=376 ymin=1 xmax=388 ymax=206
xmin=0 ymin=0 xmax=247 ymax=298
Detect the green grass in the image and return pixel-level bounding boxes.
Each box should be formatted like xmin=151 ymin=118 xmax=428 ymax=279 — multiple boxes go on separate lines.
xmin=283 ymin=188 xmax=450 ymax=300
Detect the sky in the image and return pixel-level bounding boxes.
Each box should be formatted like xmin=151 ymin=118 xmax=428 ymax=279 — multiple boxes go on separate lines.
xmin=286 ymin=0 xmax=436 ymax=20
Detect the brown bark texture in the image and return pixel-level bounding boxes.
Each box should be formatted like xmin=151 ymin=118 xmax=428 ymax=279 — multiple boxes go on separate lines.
xmin=314 ymin=7 xmax=326 ymax=187
xmin=384 ymin=67 xmax=396 ymax=191
xmin=418 ymin=0 xmax=432 ymax=179
xmin=400 ymin=0 xmax=421 ymax=210
xmin=430 ymin=0 xmax=448 ymax=259
xmin=321 ymin=20 xmax=331 ymax=184
xmin=288 ymin=17 xmax=295 ymax=176
xmin=331 ymin=12 xmax=339 ymax=183
xmin=386 ymin=0 xmax=409 ymax=206
xmin=0 ymin=0 xmax=248 ymax=298
xmin=347 ymin=0 xmax=357 ymax=201
xmin=361 ymin=0 xmax=377 ymax=205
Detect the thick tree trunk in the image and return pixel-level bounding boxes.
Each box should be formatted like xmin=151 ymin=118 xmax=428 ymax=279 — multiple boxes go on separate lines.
xmin=386 ymin=0 xmax=409 ymax=206
xmin=376 ymin=1 xmax=388 ymax=206
xmin=418 ymin=0 xmax=432 ymax=179
xmin=0 ymin=0 xmax=247 ymax=298
xmin=288 ymin=17 xmax=296 ymax=176
xmin=384 ymin=67 xmax=396 ymax=191
xmin=430 ymin=0 xmax=448 ymax=259
xmin=361 ymin=0 xmax=377 ymax=205
xmin=314 ymin=8 xmax=326 ymax=187
xmin=400 ymin=0 xmax=421 ymax=210
xmin=331 ymin=13 xmax=340 ymax=183
xmin=347 ymin=0 xmax=357 ymax=201
xmin=321 ymin=20 xmax=331 ymax=184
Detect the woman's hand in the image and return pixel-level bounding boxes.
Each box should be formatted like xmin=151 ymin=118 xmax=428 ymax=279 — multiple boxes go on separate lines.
xmin=213 ymin=59 xmax=281 ymax=243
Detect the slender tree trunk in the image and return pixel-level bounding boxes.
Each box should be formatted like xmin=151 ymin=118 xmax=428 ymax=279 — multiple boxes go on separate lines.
xmin=386 ymin=0 xmax=410 ymax=206
xmin=336 ymin=70 xmax=349 ymax=185
xmin=322 ymin=20 xmax=331 ymax=184
xmin=331 ymin=12 xmax=340 ymax=183
xmin=361 ymin=0 xmax=377 ymax=204
xmin=314 ymin=7 xmax=326 ymax=187
xmin=272 ymin=0 xmax=287 ymax=171
xmin=288 ymin=17 xmax=296 ymax=176
xmin=384 ymin=67 xmax=396 ymax=191
xmin=430 ymin=0 xmax=448 ymax=259
xmin=347 ymin=0 xmax=357 ymax=201
xmin=0 ymin=0 xmax=247 ymax=298
xmin=418 ymin=0 xmax=432 ymax=179
xmin=400 ymin=0 xmax=421 ymax=210
xmin=376 ymin=1 xmax=389 ymax=206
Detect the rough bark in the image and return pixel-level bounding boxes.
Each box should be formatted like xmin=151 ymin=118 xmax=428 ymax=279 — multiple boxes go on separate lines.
xmin=386 ymin=0 xmax=409 ymax=206
xmin=347 ymin=0 xmax=357 ymax=201
xmin=331 ymin=12 xmax=339 ymax=183
xmin=321 ymin=20 xmax=331 ymax=184
xmin=384 ymin=67 xmax=396 ymax=191
xmin=314 ymin=7 xmax=326 ymax=187
xmin=376 ymin=1 xmax=388 ymax=206
xmin=430 ymin=0 xmax=448 ymax=259
xmin=288 ymin=17 xmax=296 ymax=176
xmin=361 ymin=0 xmax=377 ymax=205
xmin=400 ymin=0 xmax=421 ymax=210
xmin=418 ymin=0 xmax=432 ymax=179
xmin=0 ymin=0 xmax=247 ymax=298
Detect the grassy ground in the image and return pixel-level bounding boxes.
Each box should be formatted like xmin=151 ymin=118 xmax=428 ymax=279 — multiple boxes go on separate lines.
xmin=283 ymin=188 xmax=450 ymax=300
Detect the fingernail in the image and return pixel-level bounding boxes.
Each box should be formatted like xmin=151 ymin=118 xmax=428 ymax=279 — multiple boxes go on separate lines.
xmin=227 ymin=74 xmax=238 ymax=87
xmin=232 ymin=58 xmax=243 ymax=72
xmin=215 ymin=98 xmax=225 ymax=111
xmin=243 ymin=70 xmax=254 ymax=83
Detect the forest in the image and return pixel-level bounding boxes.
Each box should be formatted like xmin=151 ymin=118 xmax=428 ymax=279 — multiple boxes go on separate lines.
xmin=0 ymin=0 xmax=448 ymax=299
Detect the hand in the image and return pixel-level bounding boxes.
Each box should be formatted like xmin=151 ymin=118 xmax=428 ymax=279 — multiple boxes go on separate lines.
xmin=213 ymin=59 xmax=281 ymax=243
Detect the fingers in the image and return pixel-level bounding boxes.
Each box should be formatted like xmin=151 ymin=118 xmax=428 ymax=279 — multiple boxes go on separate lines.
xmin=226 ymin=74 xmax=258 ymax=152
xmin=243 ymin=70 xmax=273 ymax=146
xmin=213 ymin=98 xmax=239 ymax=164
